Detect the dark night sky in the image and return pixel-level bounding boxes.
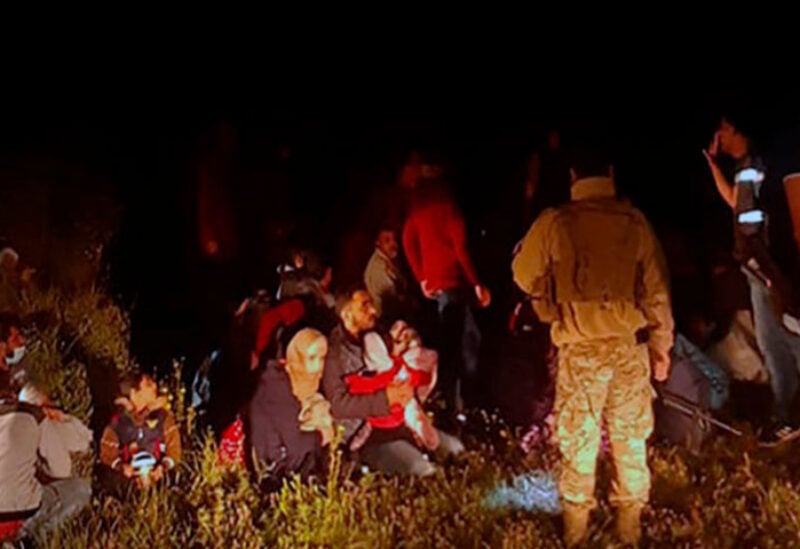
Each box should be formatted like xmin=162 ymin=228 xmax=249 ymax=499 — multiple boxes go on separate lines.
xmin=1 ymin=64 xmax=798 ymax=363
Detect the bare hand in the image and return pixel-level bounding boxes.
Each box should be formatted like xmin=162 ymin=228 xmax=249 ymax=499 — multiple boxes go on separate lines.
xmin=149 ymin=464 xmax=164 ymax=484
xmin=420 ymin=280 xmax=437 ymax=299
xmin=703 ymin=132 xmax=721 ymax=167
xmin=122 ymin=464 xmax=136 ymax=479
xmin=42 ymin=406 xmax=65 ymax=422
xmin=386 ymin=381 xmax=415 ymax=407
xmin=652 ymin=355 xmax=671 ymax=382
xmin=475 ymin=285 xmax=492 ymax=308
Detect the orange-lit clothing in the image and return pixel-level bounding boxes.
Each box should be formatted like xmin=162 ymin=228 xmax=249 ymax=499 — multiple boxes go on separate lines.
xmin=512 ymin=176 xmax=673 ymax=366
xmin=402 ymin=190 xmax=480 ymax=292
xmin=100 ymin=402 xmax=181 ymax=472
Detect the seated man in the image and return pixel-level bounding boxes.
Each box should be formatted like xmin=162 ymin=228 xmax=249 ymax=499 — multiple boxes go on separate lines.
xmin=0 ymin=313 xmax=30 ymax=396
xmin=0 ymin=383 xmax=92 ymax=541
xmin=99 ymin=372 xmax=181 ymax=496
xmin=323 ymin=287 xmax=463 ymax=477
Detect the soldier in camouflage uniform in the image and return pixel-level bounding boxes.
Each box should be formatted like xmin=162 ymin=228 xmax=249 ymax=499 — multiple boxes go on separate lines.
xmin=512 ymin=144 xmax=673 ymax=546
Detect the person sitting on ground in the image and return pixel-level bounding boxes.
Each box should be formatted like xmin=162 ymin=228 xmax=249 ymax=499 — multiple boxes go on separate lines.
xmin=277 ymin=250 xmax=338 ymax=333
xmin=249 ymin=328 xmax=334 ymax=482
xmin=99 ymin=372 xmax=181 ymax=495
xmin=0 ymin=313 xmax=30 ymax=398
xmin=0 ymin=246 xmax=36 ymax=314
xmin=323 ymin=287 xmax=463 ymax=477
xmin=0 ymin=382 xmax=92 ymax=542
xmin=348 ymin=320 xmax=439 ymax=451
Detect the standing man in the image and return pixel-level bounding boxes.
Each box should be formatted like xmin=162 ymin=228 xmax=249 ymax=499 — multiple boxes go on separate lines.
xmin=703 ymin=116 xmax=800 ymax=443
xmin=512 ymin=142 xmax=673 ymax=546
xmin=364 ymin=227 xmax=412 ymax=324
xmin=402 ymin=160 xmax=491 ymax=417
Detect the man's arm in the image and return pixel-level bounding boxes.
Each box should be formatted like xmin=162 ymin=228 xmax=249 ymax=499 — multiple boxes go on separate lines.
xmin=364 ymin=257 xmax=394 ymax=316
xmin=703 ymin=135 xmax=737 ymax=209
xmin=322 ymin=348 xmax=390 ymax=419
xmin=512 ymin=210 xmax=558 ymax=321
xmin=449 ymin=206 xmax=480 ymax=288
xmin=99 ymin=425 xmax=121 ymax=470
xmin=637 ymin=215 xmax=675 ymax=381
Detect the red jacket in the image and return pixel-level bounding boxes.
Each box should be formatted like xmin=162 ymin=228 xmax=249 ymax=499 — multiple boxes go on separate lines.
xmin=344 ymin=357 xmax=433 ymax=429
xmin=254 ymin=299 xmax=306 ymax=358
xmin=402 ymin=194 xmax=480 ymax=292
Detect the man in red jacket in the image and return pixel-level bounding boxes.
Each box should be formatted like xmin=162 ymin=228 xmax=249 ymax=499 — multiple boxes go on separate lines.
xmin=402 ymin=161 xmax=491 ymax=416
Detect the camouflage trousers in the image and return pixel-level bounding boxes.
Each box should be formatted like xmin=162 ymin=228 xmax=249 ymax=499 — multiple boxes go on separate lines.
xmin=555 ymin=337 xmax=653 ymax=509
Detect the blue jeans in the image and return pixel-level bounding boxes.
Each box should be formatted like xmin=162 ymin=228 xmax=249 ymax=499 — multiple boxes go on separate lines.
xmin=360 ymin=430 xmax=464 ymax=476
xmin=435 ymin=289 xmax=481 ymax=412
xmin=22 ymin=478 xmax=92 ymax=537
xmin=746 ymin=271 xmax=800 ymax=423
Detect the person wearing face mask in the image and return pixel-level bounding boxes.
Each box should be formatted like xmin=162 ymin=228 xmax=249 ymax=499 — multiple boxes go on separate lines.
xmin=248 ymin=328 xmax=334 ymax=482
xmin=0 ymin=314 xmax=28 ymax=396
xmin=1 ymin=382 xmax=92 ymax=542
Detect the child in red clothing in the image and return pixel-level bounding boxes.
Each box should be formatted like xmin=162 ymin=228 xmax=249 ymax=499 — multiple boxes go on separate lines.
xmin=345 ymin=321 xmax=439 ymax=451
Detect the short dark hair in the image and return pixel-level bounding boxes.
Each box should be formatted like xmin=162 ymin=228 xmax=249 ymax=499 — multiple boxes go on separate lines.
xmin=567 ymin=143 xmax=612 ymax=180
xmin=375 ymin=226 xmax=396 ymax=241
xmin=118 ymin=370 xmax=148 ymax=398
xmin=334 ymin=285 xmax=366 ymax=317
xmin=0 ymin=313 xmax=21 ymax=341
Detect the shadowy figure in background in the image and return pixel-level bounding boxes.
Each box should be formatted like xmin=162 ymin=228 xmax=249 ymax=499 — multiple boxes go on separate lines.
xmin=364 ymin=228 xmax=413 ymax=325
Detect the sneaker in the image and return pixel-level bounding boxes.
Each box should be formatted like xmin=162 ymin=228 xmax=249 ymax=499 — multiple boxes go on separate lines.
xmin=759 ymin=423 xmax=800 ymax=446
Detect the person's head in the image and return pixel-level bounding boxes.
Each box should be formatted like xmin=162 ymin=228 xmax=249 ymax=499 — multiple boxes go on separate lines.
xmin=716 ymin=117 xmax=751 ymax=159
xmin=567 ymin=141 xmax=614 ymax=183
xmin=375 ymin=228 xmax=399 ymax=260
xmin=336 ymin=287 xmax=377 ymax=336
xmin=398 ymin=150 xmax=423 ymax=189
xmin=0 ymin=313 xmax=25 ymax=369
xmin=18 ymin=383 xmax=48 ymax=406
xmin=0 ymin=247 xmax=19 ymax=270
xmin=390 ymin=319 xmax=422 ymax=355
xmin=286 ymin=328 xmax=328 ymax=376
xmin=119 ymin=371 xmax=159 ymax=412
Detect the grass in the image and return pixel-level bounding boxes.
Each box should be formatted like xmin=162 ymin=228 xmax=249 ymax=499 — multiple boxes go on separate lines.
xmin=13 ymin=286 xmax=800 ymax=548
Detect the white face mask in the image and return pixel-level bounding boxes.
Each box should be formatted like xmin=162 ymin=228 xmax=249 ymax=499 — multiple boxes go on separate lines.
xmin=6 ymin=346 xmax=26 ymax=365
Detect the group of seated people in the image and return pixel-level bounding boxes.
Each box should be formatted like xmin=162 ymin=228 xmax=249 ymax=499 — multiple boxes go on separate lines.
xmin=0 ymin=312 xmax=184 ymax=542
xmin=215 ymin=279 xmax=464 ymax=482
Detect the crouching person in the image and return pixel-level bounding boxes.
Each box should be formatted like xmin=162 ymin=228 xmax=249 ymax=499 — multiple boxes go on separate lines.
xmin=0 ymin=384 xmax=92 ymax=542
xmin=249 ymin=328 xmax=334 ymax=486
xmin=98 ymin=372 xmax=181 ymax=497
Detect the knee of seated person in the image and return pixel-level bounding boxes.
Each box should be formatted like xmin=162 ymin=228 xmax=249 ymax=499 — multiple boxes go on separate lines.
xmin=437 ymin=431 xmax=465 ymax=455
xmin=409 ymin=459 xmax=437 ymax=477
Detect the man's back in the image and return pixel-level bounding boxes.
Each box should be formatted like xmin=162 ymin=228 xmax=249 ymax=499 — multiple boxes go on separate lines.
xmin=403 ymin=193 xmax=480 ymax=292
xmin=513 ymin=177 xmax=673 ymax=360
xmin=0 ymin=406 xmax=41 ymax=514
